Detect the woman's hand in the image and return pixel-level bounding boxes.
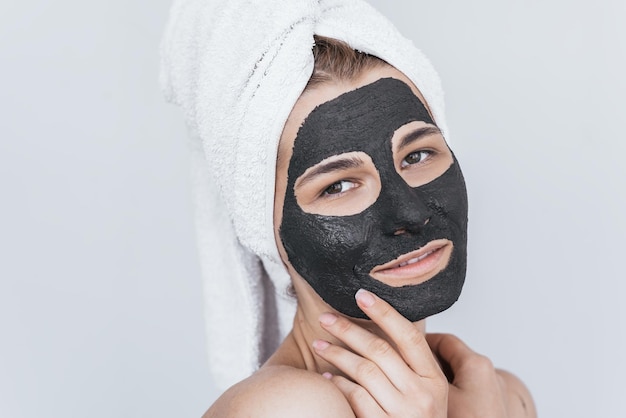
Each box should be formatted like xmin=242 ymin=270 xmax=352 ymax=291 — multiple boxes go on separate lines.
xmin=427 ymin=333 xmax=535 ymax=418
xmin=312 ymin=288 xmax=449 ymax=417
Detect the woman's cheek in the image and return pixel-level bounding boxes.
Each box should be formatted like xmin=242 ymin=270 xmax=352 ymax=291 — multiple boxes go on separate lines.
xmin=290 ymin=214 xmax=370 ymax=271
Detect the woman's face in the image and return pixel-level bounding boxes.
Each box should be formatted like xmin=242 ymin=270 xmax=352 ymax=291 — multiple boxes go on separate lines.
xmin=274 ymin=66 xmax=468 ymax=321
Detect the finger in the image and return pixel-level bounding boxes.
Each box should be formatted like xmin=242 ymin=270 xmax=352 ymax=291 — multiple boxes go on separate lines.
xmin=325 ymin=373 xmax=387 ymax=418
xmin=426 ymin=333 xmax=495 ymax=386
xmin=355 ymin=289 xmax=442 ymax=378
xmin=313 ymin=339 xmax=402 ymax=411
xmin=318 ymin=312 xmax=413 ymax=388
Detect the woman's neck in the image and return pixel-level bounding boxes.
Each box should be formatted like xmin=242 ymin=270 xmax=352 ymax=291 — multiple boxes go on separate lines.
xmin=265 ymin=300 xmax=426 ymax=377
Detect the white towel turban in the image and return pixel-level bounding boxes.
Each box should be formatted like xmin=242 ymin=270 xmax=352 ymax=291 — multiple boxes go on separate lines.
xmin=160 ymin=0 xmax=449 ymax=391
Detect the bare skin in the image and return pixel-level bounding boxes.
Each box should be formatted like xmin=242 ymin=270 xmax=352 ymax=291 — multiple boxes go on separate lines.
xmin=204 ymin=66 xmax=537 ymax=418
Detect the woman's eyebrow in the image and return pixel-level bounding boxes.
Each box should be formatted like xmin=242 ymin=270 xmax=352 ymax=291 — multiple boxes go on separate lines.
xmin=398 ymin=125 xmax=442 ymax=149
xmin=296 ymin=156 xmax=364 ymax=188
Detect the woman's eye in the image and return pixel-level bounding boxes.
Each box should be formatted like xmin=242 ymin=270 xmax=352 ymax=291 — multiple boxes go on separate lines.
xmin=323 ymin=180 xmax=356 ymax=196
xmin=401 ymin=150 xmax=432 ymax=168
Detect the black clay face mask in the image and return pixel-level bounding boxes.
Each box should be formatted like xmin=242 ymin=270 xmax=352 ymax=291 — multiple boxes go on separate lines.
xmin=279 ymin=77 xmax=468 ymax=321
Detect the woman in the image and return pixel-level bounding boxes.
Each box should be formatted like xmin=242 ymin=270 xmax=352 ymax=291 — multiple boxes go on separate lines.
xmin=161 ymin=1 xmax=536 ymax=416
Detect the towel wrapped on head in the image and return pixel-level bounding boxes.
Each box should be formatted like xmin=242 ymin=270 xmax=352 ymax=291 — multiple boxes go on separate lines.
xmin=160 ymin=0 xmax=449 ymax=391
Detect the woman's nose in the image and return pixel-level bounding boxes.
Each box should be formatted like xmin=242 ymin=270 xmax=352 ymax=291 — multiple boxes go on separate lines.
xmin=378 ymin=181 xmax=432 ymax=236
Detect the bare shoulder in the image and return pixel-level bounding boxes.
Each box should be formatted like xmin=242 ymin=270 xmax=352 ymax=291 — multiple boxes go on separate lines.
xmin=496 ymin=369 xmax=537 ymax=418
xmin=203 ymin=365 xmax=355 ymax=418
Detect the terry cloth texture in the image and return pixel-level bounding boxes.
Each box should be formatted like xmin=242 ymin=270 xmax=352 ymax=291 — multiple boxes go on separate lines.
xmin=160 ymin=0 xmax=449 ymax=391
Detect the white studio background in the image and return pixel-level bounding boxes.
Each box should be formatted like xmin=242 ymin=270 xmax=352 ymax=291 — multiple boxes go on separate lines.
xmin=1 ymin=1 xmax=624 ymax=417
xmin=0 ymin=1 xmax=213 ymax=417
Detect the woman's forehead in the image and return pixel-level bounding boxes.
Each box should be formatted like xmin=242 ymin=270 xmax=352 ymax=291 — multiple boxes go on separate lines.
xmin=278 ymin=66 xmax=429 ymax=168
xmin=286 ymin=78 xmax=435 ymax=180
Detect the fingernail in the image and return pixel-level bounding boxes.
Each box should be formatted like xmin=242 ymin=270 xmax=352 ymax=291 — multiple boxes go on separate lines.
xmin=355 ymin=288 xmax=375 ymax=308
xmin=319 ymin=313 xmax=337 ymax=326
xmin=322 ymin=372 xmax=333 ymax=380
xmin=313 ymin=339 xmax=330 ymax=351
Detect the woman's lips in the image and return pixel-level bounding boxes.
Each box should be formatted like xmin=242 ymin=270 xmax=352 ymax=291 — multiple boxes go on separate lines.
xmin=369 ymin=239 xmax=453 ymax=287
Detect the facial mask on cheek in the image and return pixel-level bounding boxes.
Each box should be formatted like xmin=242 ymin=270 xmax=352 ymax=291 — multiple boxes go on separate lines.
xmin=279 ymin=78 xmax=468 ymax=321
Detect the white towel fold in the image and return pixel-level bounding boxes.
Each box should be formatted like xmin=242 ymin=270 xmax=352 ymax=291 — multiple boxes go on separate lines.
xmin=160 ymin=0 xmax=448 ymax=391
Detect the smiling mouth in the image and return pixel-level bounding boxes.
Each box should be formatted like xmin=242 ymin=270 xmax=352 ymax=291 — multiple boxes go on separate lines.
xmin=369 ymin=239 xmax=453 ymax=287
